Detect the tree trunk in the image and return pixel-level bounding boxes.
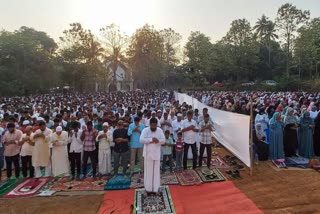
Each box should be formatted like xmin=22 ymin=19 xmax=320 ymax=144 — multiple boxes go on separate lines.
xmin=286 ymin=35 xmax=290 ymax=77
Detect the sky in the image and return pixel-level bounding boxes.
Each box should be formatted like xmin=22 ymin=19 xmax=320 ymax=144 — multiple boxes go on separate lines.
xmin=1 ymin=0 xmax=320 ymax=45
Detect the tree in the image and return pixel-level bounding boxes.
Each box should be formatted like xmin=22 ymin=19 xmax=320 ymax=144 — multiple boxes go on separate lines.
xmin=59 ymin=23 xmax=104 ymax=91
xmin=127 ymin=24 xmax=165 ymax=89
xmin=184 ymin=31 xmax=213 ymax=83
xmin=159 ymin=28 xmax=182 ymax=87
xmin=100 ymin=24 xmax=128 ymax=88
xmin=295 ymin=18 xmax=320 ymax=79
xmin=253 ymin=15 xmax=278 ymax=69
xmin=0 ymin=27 xmax=58 ymax=95
xmin=275 ymin=3 xmax=310 ymax=77
xmin=222 ymin=19 xmax=259 ymax=81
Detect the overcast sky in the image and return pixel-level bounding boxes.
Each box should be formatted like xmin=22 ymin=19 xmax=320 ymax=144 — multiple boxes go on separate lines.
xmin=1 ymin=0 xmax=319 ymax=44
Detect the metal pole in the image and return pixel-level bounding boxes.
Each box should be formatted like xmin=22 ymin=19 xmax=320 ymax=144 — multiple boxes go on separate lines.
xmin=249 ymin=97 xmax=254 ymax=176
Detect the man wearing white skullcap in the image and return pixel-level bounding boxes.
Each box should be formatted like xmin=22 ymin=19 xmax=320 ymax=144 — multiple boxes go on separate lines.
xmin=50 ymin=126 xmax=70 ymax=177
xmin=96 ymin=122 xmax=113 ymax=175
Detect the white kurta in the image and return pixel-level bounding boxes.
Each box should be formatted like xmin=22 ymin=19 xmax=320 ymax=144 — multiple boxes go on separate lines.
xmin=31 ymin=128 xmax=52 ymax=167
xmin=50 ymin=131 xmax=70 ymax=176
xmin=140 ymin=127 xmax=165 ymax=192
xmin=96 ymin=130 xmax=113 ymax=175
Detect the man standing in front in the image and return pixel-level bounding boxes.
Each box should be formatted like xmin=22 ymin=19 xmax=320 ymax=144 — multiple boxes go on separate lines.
xmin=113 ymin=120 xmax=130 ymax=176
xmin=31 ymin=120 xmax=52 ymax=177
xmin=182 ymin=110 xmax=199 ymax=170
xmin=2 ymin=123 xmax=23 ymax=180
xmin=128 ymin=117 xmax=145 ymax=177
xmin=140 ymin=118 xmax=165 ymax=194
xmin=96 ymin=122 xmax=113 ymax=175
xmin=198 ymin=114 xmax=214 ymax=168
xmin=81 ymin=121 xmax=98 ymax=179
xmin=50 ymin=126 xmax=70 ymax=177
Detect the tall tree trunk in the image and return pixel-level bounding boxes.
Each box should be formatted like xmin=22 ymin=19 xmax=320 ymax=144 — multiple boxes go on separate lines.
xmin=286 ymin=35 xmax=290 ymax=77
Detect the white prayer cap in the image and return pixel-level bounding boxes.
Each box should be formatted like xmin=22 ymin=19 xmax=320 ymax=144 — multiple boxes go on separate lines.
xmin=31 ymin=114 xmax=38 ymax=119
xmin=22 ymin=120 xmax=30 ymax=126
xmin=177 ymin=113 xmax=183 ymax=117
xmin=56 ymin=126 xmax=63 ymax=132
xmin=103 ymin=122 xmax=109 ymax=127
xmin=37 ymin=117 xmax=45 ymax=122
xmin=151 ymin=111 xmax=156 ymax=114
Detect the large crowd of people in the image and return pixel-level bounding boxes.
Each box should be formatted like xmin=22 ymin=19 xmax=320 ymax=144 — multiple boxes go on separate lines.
xmin=1 ymin=89 xmax=320 ymax=193
xmin=190 ymin=90 xmax=320 ymax=164
xmin=0 ymin=90 xmax=216 ymax=194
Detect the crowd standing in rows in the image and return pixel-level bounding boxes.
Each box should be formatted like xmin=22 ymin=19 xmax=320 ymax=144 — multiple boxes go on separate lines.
xmin=190 ymin=91 xmax=320 ymax=163
xmin=0 ymin=91 xmax=216 ymax=194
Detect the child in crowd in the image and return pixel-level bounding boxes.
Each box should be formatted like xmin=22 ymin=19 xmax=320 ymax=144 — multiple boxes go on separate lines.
xmin=162 ymin=130 xmax=174 ymax=172
xmin=175 ymin=132 xmax=184 ymax=171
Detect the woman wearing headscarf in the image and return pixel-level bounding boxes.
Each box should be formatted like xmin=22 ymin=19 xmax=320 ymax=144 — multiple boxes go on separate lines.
xmin=253 ymin=123 xmax=268 ymax=160
xmin=309 ymin=105 xmax=318 ymax=120
xmin=313 ymin=112 xmax=320 ymax=156
xmin=269 ymin=112 xmax=285 ymax=160
xmin=299 ymin=111 xmax=314 ymax=158
xmin=283 ymin=107 xmax=299 ymax=157
xmin=254 ymin=107 xmax=269 ymax=132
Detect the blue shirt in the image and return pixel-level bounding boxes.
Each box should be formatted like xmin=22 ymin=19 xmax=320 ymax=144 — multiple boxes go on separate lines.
xmin=127 ymin=122 xmax=145 ymax=148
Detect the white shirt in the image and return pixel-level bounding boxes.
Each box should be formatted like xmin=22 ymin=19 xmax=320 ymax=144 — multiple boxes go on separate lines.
xmin=20 ymin=133 xmax=34 ymax=156
xmin=181 ymin=119 xmax=198 ymax=144
xmin=140 ymin=127 xmax=165 ymax=161
xmin=69 ymin=130 xmax=83 ymax=153
xmin=96 ymin=130 xmax=113 ymax=150
xmin=160 ymin=117 xmax=172 ymax=133
xmin=172 ymin=119 xmax=182 ymax=139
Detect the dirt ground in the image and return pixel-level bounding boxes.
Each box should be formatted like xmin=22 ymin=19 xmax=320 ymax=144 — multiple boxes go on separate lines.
xmin=1 ymin=146 xmax=320 ymax=214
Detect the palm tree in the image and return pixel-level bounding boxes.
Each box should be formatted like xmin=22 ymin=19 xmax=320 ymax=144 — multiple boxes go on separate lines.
xmin=253 ymin=15 xmax=279 ymax=69
xmin=100 ymin=24 xmax=128 ymax=91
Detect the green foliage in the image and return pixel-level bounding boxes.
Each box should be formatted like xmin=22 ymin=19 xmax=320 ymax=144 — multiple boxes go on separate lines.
xmin=276 ymin=3 xmax=310 ymax=77
xmin=0 ymin=27 xmax=58 ymax=96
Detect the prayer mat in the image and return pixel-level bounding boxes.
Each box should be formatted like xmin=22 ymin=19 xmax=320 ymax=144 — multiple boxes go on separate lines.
xmin=0 ymin=179 xmax=18 ymax=197
xmin=207 ymin=156 xmax=230 ymax=169
xmin=104 ymin=175 xmax=131 ymax=190
xmin=195 ymin=167 xmax=227 ymax=182
xmin=50 ymin=176 xmax=109 ymax=191
xmin=174 ymin=169 xmax=203 ymax=186
xmin=4 ymin=177 xmax=51 ymax=198
xmin=285 ymin=156 xmax=309 ymax=168
xmin=130 ymin=174 xmax=144 ymax=189
xmin=134 ymin=186 xmax=175 ymax=214
xmin=160 ymin=171 xmax=179 ymax=185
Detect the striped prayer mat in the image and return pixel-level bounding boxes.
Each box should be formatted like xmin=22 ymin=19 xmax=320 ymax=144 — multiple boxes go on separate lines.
xmin=0 ymin=179 xmax=18 ymax=197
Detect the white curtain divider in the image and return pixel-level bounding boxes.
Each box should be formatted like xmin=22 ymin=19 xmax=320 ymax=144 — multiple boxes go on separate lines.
xmin=174 ymin=92 xmax=251 ymax=167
